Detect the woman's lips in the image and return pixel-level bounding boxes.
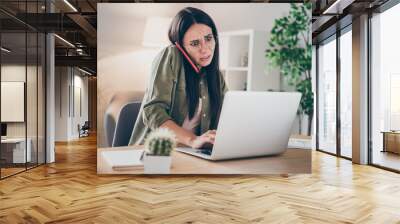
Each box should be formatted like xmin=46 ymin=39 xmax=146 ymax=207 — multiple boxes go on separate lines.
xmin=200 ymin=55 xmax=211 ymax=61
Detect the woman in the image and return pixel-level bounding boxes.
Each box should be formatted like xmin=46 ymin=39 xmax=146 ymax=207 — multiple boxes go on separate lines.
xmin=129 ymin=7 xmax=228 ymax=149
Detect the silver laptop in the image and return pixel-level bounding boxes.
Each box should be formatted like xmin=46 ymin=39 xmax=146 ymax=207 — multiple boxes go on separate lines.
xmin=175 ymin=91 xmax=301 ymax=160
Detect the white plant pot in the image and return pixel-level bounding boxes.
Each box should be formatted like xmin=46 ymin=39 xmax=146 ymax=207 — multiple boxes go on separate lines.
xmin=143 ymin=155 xmax=172 ymax=174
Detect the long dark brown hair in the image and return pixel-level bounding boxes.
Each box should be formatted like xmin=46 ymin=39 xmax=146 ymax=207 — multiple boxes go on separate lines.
xmin=168 ymin=7 xmax=222 ymax=129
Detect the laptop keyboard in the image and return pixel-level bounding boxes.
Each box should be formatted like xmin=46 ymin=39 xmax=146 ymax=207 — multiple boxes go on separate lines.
xmin=196 ymin=148 xmax=213 ymax=155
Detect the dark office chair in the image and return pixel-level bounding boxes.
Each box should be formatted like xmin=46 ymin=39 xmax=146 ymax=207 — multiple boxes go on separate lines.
xmin=112 ymin=101 xmax=141 ymax=147
xmin=78 ymin=121 xmax=90 ymax=138
xmin=104 ymin=91 xmax=144 ymax=147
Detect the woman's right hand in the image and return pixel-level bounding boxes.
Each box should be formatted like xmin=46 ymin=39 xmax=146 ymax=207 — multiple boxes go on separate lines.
xmin=190 ymin=130 xmax=216 ymax=149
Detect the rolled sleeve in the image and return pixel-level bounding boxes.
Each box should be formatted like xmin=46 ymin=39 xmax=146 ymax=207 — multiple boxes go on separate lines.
xmin=142 ymin=47 xmax=177 ymax=130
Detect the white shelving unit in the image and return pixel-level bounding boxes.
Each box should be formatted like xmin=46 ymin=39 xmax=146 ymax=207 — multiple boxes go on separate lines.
xmin=219 ymin=29 xmax=280 ymax=91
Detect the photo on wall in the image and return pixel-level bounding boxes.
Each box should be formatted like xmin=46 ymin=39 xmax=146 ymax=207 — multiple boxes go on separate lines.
xmin=97 ymin=3 xmax=313 ymax=174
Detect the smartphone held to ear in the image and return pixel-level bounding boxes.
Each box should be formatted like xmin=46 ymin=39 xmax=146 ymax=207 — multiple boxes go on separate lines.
xmin=175 ymin=42 xmax=200 ymax=74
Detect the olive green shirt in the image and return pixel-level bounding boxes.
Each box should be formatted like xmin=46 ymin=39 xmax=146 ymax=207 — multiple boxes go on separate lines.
xmin=129 ymin=45 xmax=228 ymax=145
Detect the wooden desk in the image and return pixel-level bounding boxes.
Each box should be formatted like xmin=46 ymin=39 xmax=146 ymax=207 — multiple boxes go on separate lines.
xmin=381 ymin=131 xmax=400 ymax=154
xmin=1 ymin=138 xmax=31 ymax=164
xmin=97 ymin=146 xmax=311 ymax=174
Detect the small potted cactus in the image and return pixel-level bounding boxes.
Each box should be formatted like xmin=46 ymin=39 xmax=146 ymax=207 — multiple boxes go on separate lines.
xmin=143 ymin=128 xmax=176 ymax=174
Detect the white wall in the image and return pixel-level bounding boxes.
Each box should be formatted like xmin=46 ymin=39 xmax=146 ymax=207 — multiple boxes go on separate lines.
xmin=1 ymin=64 xmax=46 ymax=163
xmin=55 ymin=67 xmax=89 ymax=141
xmin=55 ymin=67 xmax=69 ymax=141
xmin=98 ymin=3 xmax=293 ymax=147
xmin=1 ymin=65 xmax=37 ymax=138
xmin=1 ymin=65 xmax=27 ymax=141
xmin=72 ymin=74 xmax=89 ymax=138
xmin=202 ymin=4 xmax=290 ymax=32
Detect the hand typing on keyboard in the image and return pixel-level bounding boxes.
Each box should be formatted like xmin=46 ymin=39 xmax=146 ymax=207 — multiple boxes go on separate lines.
xmin=189 ymin=130 xmax=216 ymax=149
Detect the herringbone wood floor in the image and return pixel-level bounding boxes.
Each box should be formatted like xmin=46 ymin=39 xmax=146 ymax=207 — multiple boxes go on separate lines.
xmin=1 ymin=134 xmax=400 ymax=224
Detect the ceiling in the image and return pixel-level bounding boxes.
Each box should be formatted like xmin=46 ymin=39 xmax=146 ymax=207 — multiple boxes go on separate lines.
xmin=312 ymin=0 xmax=390 ymax=43
xmin=0 ymin=0 xmax=99 ymax=73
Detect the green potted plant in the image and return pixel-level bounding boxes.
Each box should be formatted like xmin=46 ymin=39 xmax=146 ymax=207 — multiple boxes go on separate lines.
xmin=143 ymin=128 xmax=176 ymax=174
xmin=266 ymin=3 xmax=313 ymax=135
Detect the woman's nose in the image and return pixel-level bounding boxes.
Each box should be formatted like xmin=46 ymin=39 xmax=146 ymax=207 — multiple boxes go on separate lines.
xmin=199 ymin=46 xmax=208 ymax=54
xmin=199 ymin=41 xmax=209 ymax=54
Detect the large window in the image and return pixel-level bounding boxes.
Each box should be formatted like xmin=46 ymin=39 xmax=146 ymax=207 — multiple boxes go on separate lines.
xmin=317 ymin=36 xmax=337 ymax=154
xmin=370 ymin=3 xmax=400 ymax=171
xmin=316 ymin=24 xmax=353 ymax=159
xmin=315 ymin=1 xmax=400 ymax=170
xmin=339 ymin=28 xmax=352 ymax=158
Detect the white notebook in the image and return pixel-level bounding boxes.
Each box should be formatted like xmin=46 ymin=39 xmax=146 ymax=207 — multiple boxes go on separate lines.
xmin=102 ymin=150 xmax=144 ymax=170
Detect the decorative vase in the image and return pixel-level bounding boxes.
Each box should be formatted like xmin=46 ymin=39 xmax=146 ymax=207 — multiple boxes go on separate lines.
xmin=240 ymin=52 xmax=248 ymax=67
xmin=143 ymin=154 xmax=172 ymax=174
